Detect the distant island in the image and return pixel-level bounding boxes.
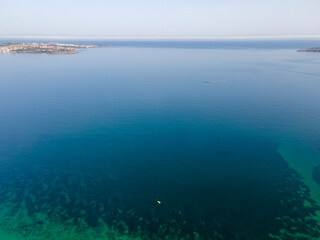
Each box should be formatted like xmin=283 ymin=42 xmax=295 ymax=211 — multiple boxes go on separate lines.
xmin=298 ymin=47 xmax=320 ymax=52
xmin=0 ymin=42 xmax=100 ymax=54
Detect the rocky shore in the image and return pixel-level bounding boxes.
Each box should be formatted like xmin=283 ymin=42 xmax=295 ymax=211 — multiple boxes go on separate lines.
xmin=0 ymin=42 xmax=99 ymax=54
xmin=298 ymin=47 xmax=320 ymax=52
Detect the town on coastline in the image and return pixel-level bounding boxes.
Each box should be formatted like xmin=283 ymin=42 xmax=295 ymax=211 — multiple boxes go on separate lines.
xmin=0 ymin=42 xmax=99 ymax=54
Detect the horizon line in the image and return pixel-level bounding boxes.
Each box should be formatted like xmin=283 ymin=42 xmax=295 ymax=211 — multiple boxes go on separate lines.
xmin=1 ymin=35 xmax=320 ymax=40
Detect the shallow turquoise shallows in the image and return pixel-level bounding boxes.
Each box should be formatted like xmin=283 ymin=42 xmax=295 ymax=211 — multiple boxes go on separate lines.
xmin=0 ymin=40 xmax=320 ymax=240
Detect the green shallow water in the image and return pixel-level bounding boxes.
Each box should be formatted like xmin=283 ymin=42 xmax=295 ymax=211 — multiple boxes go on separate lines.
xmin=0 ymin=129 xmax=319 ymax=240
xmin=0 ymin=40 xmax=320 ymax=239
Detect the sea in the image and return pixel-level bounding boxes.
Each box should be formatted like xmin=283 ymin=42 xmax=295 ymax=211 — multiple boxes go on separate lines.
xmin=0 ymin=39 xmax=320 ymax=240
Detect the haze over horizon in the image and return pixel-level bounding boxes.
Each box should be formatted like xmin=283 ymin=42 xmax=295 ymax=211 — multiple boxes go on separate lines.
xmin=2 ymin=35 xmax=320 ymax=40
xmin=2 ymin=0 xmax=320 ymax=38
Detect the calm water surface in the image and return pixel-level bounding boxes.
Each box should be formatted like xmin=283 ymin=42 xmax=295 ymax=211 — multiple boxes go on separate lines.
xmin=0 ymin=40 xmax=320 ymax=240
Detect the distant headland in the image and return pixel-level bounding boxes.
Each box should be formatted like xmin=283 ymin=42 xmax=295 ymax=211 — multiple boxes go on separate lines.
xmin=298 ymin=47 xmax=320 ymax=52
xmin=0 ymin=42 xmax=100 ymax=54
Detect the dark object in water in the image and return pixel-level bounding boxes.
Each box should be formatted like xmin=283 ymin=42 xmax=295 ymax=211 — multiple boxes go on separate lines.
xmin=312 ymin=165 xmax=320 ymax=186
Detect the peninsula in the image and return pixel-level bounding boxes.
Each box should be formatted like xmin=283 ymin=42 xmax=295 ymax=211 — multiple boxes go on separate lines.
xmin=0 ymin=42 xmax=99 ymax=54
xmin=298 ymin=47 xmax=320 ymax=52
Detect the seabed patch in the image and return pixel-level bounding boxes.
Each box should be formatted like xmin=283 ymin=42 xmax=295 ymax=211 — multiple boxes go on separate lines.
xmin=0 ymin=132 xmax=320 ymax=239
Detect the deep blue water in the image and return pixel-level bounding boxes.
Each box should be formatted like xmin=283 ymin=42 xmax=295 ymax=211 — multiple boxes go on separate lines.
xmin=0 ymin=40 xmax=320 ymax=239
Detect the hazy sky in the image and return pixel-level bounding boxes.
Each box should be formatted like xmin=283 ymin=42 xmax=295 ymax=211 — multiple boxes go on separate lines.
xmin=1 ymin=0 xmax=320 ymax=37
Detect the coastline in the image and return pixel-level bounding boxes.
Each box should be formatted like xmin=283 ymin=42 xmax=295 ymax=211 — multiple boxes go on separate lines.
xmin=0 ymin=43 xmax=99 ymax=55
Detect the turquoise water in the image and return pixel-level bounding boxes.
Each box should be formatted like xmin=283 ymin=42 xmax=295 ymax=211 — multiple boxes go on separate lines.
xmin=0 ymin=41 xmax=320 ymax=239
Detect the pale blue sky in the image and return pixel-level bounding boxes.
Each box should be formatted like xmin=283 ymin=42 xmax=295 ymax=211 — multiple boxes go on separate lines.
xmin=1 ymin=0 xmax=320 ymax=37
